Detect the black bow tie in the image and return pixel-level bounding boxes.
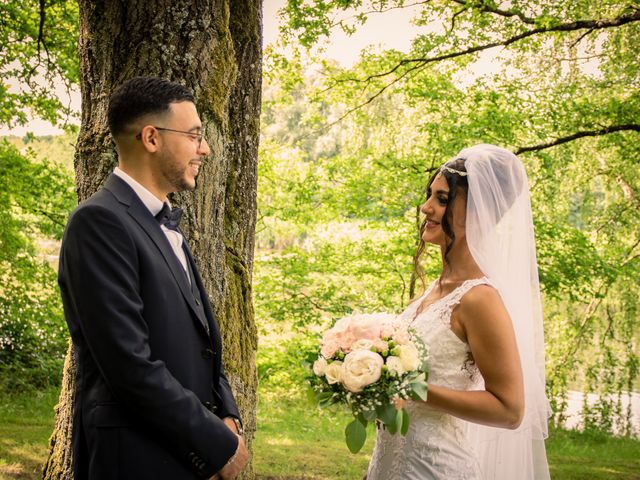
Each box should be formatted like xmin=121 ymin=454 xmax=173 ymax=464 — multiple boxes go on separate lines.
xmin=155 ymin=203 xmax=183 ymax=231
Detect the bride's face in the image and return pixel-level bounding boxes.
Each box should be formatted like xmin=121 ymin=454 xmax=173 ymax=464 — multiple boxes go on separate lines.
xmin=420 ymin=173 xmax=467 ymax=248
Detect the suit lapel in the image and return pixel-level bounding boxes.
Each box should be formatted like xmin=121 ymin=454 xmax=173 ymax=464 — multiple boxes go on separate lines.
xmin=103 ymin=175 xmax=210 ymax=337
xmin=182 ymin=241 xmax=222 ymax=353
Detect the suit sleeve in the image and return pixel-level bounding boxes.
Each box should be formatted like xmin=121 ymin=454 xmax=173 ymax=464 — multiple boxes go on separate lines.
xmin=60 ymin=205 xmax=237 ymax=477
xmin=216 ymin=366 xmax=241 ymax=421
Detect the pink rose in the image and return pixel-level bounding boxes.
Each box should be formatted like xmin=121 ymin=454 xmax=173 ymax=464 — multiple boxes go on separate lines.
xmin=380 ymin=323 xmax=396 ymax=339
xmin=321 ymin=339 xmax=341 ymax=359
xmin=373 ymin=339 xmax=389 ymax=353
xmin=349 ymin=316 xmax=381 ymax=341
xmin=392 ymin=330 xmax=410 ymax=345
xmin=331 ymin=317 xmax=352 ymax=335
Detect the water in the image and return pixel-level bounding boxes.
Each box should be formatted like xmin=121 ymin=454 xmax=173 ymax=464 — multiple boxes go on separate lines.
xmin=561 ymin=390 xmax=640 ymax=436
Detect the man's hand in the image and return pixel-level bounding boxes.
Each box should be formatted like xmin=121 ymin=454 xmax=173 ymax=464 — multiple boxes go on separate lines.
xmin=217 ymin=435 xmax=250 ymax=480
xmin=223 ymin=417 xmax=240 ymax=436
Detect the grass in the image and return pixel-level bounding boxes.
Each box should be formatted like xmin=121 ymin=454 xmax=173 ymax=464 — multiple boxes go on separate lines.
xmin=1 ymin=386 xmax=639 ymax=480
xmin=0 ymin=388 xmax=59 ymax=480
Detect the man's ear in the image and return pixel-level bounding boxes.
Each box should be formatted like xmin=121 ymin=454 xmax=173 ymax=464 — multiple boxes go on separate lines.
xmin=138 ymin=125 xmax=160 ymax=153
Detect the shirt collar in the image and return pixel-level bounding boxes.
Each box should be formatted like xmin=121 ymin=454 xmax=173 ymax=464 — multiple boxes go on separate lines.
xmin=113 ymin=167 xmax=166 ymax=216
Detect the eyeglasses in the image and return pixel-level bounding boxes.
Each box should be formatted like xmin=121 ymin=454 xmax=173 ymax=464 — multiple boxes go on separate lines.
xmin=136 ymin=126 xmax=205 ymax=149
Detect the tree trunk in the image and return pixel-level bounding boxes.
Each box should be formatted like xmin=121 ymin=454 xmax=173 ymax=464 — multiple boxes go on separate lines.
xmin=42 ymin=1 xmax=262 ymax=478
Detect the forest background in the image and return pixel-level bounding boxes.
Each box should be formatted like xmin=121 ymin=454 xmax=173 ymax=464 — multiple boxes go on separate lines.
xmin=0 ymin=0 xmax=639 ymax=479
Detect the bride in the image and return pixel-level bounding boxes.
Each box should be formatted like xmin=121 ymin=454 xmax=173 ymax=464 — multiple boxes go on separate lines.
xmin=367 ymin=144 xmax=550 ymax=479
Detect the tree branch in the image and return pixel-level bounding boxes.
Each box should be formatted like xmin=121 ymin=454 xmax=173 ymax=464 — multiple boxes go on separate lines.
xmin=330 ymin=1 xmax=431 ymax=29
xmin=340 ymin=10 xmax=640 ymax=86
xmin=515 ymin=124 xmax=640 ymax=154
xmin=37 ymin=0 xmax=49 ymax=58
xmin=451 ymin=0 xmax=535 ymax=24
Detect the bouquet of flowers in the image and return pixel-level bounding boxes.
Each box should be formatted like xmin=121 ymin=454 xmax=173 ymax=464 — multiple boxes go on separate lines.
xmin=308 ymin=312 xmax=429 ymax=453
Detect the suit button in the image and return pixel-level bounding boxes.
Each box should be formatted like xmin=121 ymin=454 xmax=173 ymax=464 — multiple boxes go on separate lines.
xmin=201 ymin=348 xmax=214 ymax=359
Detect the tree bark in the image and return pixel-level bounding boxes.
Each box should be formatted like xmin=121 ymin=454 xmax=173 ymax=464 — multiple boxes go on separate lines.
xmin=42 ymin=1 xmax=262 ymax=478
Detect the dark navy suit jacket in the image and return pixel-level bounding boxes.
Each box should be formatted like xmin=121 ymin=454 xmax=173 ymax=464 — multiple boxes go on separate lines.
xmin=58 ymin=174 xmax=240 ymax=479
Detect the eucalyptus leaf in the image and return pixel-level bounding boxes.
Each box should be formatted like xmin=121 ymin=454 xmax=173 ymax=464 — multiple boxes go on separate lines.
xmin=400 ymin=408 xmax=410 ymax=436
xmin=345 ymin=417 xmax=367 ymax=454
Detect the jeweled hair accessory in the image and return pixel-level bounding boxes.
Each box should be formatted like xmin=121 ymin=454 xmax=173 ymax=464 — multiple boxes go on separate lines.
xmin=440 ymin=165 xmax=468 ymax=176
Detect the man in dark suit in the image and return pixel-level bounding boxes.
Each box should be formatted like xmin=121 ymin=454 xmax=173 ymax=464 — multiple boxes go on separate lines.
xmin=58 ymin=76 xmax=249 ymax=479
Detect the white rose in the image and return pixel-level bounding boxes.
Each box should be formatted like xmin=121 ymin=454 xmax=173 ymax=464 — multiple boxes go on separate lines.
xmin=397 ymin=344 xmax=421 ymax=371
xmin=324 ymin=361 xmax=343 ymax=384
xmin=313 ymin=357 xmax=328 ymax=376
xmin=341 ymin=350 xmax=384 ymax=393
xmin=351 ymin=338 xmax=374 ymax=351
xmin=385 ymin=356 xmax=406 ymax=376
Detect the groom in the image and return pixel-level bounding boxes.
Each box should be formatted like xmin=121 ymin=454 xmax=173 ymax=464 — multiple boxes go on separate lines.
xmin=58 ymin=77 xmax=249 ymax=479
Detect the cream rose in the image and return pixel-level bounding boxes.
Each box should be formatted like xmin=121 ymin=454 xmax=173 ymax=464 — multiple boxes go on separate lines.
xmin=324 ymin=361 xmax=343 ymax=384
xmin=341 ymin=350 xmax=384 ymax=393
xmin=397 ymin=344 xmax=420 ymax=371
xmin=385 ymin=356 xmax=406 ymax=376
xmin=313 ymin=357 xmax=328 ymax=376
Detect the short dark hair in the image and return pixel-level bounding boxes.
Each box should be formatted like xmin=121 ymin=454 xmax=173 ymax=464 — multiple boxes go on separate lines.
xmin=107 ymin=77 xmax=195 ymax=137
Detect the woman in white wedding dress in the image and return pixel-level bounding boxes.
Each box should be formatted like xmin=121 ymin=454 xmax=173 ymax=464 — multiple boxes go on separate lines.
xmin=367 ymin=144 xmax=550 ymax=480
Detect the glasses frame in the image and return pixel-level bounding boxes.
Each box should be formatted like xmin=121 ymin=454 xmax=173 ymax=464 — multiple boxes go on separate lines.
xmin=136 ymin=126 xmax=205 ymax=150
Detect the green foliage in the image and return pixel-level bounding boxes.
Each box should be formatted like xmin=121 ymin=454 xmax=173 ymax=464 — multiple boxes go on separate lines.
xmin=0 ymin=141 xmax=75 ymax=390
xmin=0 ymin=0 xmax=79 ymax=127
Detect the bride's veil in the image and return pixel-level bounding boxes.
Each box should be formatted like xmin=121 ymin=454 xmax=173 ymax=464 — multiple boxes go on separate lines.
xmin=457 ymin=144 xmax=551 ymax=480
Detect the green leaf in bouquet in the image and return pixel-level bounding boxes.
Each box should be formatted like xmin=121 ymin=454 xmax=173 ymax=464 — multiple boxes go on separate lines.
xmin=400 ymin=408 xmax=410 ymax=436
xmin=362 ymin=409 xmax=377 ymax=422
xmin=409 ymin=381 xmax=428 ymax=402
xmin=394 ymin=408 xmax=405 ymax=435
xmin=316 ymin=391 xmax=334 ymax=405
xmin=345 ymin=417 xmax=367 ymax=453
xmin=376 ymin=402 xmax=397 ymax=430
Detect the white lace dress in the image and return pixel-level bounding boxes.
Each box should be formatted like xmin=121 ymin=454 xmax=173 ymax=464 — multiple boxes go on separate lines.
xmin=367 ymin=278 xmax=492 ymax=480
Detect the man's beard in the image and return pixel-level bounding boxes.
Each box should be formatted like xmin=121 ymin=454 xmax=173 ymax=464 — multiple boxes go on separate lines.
xmin=159 ymin=151 xmax=197 ymax=192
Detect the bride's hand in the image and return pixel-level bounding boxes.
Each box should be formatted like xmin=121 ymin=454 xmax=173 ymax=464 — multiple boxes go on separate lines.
xmin=393 ymin=397 xmax=406 ymax=410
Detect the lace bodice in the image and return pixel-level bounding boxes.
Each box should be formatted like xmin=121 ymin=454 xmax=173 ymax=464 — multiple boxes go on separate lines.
xmin=367 ymin=277 xmax=493 ymax=480
xmin=402 ymin=278 xmax=489 ymax=390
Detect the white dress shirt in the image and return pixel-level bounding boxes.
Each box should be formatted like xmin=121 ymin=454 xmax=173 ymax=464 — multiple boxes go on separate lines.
xmin=113 ymin=167 xmax=190 ymax=280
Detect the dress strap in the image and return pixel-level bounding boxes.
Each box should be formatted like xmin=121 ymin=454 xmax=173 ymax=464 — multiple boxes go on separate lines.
xmin=441 ymin=277 xmax=494 ymax=312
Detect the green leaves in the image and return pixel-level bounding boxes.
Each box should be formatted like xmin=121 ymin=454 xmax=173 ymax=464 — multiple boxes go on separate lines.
xmin=344 ymin=406 xmax=412 ymax=454
xmin=409 ymin=381 xmax=428 ymax=402
xmin=0 ymin=140 xmax=75 ymax=391
xmin=0 ymin=0 xmax=80 ymax=127
xmin=345 ymin=415 xmax=367 ymax=453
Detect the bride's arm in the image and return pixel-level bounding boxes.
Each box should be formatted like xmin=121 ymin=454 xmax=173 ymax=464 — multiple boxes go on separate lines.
xmin=424 ymin=285 xmax=524 ymax=429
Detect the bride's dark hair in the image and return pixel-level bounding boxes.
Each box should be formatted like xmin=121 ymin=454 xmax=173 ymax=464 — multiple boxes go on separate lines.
xmin=412 ymin=157 xmax=468 ymax=296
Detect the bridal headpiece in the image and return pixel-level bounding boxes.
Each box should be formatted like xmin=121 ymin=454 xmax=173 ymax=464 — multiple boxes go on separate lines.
xmin=440 ymin=164 xmax=468 ymax=176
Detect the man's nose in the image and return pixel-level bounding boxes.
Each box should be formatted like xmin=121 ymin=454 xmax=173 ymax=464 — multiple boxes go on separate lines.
xmin=199 ymin=138 xmax=210 ymax=156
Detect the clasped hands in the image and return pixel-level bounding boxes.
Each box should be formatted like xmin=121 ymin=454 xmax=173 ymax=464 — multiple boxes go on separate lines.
xmin=209 ymin=418 xmax=250 ymax=480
